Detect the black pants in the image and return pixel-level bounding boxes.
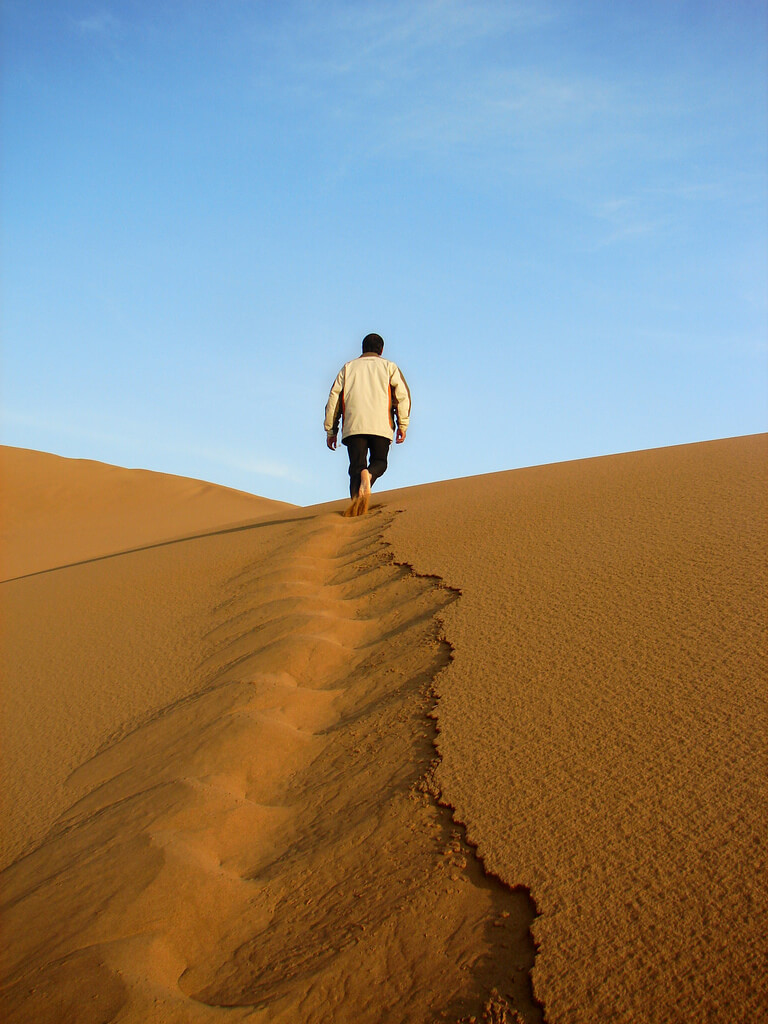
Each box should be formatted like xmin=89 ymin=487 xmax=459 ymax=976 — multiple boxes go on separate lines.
xmin=343 ymin=435 xmax=391 ymax=498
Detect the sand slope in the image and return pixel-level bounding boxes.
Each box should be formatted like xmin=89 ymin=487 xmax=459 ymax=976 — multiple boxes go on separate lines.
xmin=1 ymin=455 xmax=540 ymax=1022
xmin=0 ymin=446 xmax=293 ymax=580
xmin=2 ymin=435 xmax=765 ymax=1023
xmin=386 ymin=433 xmax=768 ymax=1022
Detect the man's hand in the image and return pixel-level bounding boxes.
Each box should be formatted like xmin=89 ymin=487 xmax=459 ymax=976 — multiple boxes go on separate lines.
xmin=326 ymin=434 xmax=338 ymax=450
xmin=396 ymin=428 xmax=407 ymax=444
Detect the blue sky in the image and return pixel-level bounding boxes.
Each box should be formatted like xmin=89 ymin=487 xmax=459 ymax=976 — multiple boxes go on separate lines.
xmin=3 ymin=0 xmax=766 ymax=505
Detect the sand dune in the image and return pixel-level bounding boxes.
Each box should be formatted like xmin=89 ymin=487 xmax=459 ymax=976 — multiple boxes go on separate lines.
xmin=1 ymin=436 xmax=765 ymax=1022
xmin=385 ymin=433 xmax=768 ymax=1022
xmin=0 ymin=446 xmax=293 ymax=580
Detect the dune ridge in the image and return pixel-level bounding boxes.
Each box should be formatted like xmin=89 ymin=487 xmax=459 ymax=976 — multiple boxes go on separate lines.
xmin=0 ymin=446 xmax=293 ymax=580
xmin=2 ymin=435 xmax=764 ymax=1023
xmin=2 ymin=497 xmax=542 ymax=1022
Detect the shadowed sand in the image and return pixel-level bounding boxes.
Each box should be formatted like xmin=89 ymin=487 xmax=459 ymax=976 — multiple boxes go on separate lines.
xmin=1 ymin=436 xmax=765 ymax=1022
xmin=0 ymin=446 xmax=294 ymax=581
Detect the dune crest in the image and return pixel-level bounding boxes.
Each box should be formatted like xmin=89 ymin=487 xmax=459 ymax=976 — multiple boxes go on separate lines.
xmin=2 ymin=435 xmax=764 ymax=1023
xmin=0 ymin=446 xmax=293 ymax=580
xmin=1 ymin=491 xmax=543 ymax=1022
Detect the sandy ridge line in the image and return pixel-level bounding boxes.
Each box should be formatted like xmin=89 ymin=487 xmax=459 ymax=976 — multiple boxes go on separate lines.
xmin=381 ymin=520 xmax=548 ymax=1024
xmin=2 ymin=505 xmax=543 ymax=1023
xmin=0 ymin=444 xmax=295 ymax=581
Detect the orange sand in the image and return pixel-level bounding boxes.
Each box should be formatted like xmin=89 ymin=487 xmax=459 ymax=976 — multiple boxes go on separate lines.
xmin=1 ymin=436 xmax=765 ymax=1022
xmin=0 ymin=446 xmax=293 ymax=580
xmin=385 ymin=433 xmax=768 ymax=1022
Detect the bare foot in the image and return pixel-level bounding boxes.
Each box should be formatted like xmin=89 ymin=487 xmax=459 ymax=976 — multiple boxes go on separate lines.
xmin=357 ymin=470 xmax=372 ymax=514
xmin=343 ymin=496 xmax=360 ymax=518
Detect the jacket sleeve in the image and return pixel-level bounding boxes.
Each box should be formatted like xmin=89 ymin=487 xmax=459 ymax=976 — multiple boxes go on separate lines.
xmin=324 ymin=366 xmax=345 ymax=436
xmin=390 ymin=364 xmax=411 ymax=432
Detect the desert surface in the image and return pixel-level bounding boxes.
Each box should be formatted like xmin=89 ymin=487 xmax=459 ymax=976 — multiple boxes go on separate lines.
xmin=1 ymin=435 xmax=765 ymax=1023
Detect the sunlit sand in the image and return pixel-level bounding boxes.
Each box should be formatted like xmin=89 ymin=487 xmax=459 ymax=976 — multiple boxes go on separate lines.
xmin=1 ymin=435 xmax=765 ymax=1023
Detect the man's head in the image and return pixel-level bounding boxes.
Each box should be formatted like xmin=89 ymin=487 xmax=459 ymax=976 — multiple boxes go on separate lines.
xmin=362 ymin=333 xmax=384 ymax=355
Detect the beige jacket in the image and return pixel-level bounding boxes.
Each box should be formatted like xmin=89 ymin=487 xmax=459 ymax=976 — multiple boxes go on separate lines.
xmin=324 ymin=353 xmax=411 ymax=441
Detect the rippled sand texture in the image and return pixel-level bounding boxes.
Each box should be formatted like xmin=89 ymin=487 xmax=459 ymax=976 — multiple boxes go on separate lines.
xmin=1 ymin=449 xmax=542 ymax=1023
xmin=2 ymin=436 xmax=764 ymax=1023
xmin=1 ymin=447 xmax=294 ymax=869
xmin=386 ymin=434 xmax=767 ymax=1023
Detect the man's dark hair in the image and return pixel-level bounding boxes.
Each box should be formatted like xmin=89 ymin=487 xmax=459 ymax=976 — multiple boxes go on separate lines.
xmin=362 ymin=333 xmax=384 ymax=355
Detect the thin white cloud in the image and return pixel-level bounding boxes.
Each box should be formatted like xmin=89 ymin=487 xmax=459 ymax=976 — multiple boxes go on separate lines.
xmin=255 ymin=0 xmax=558 ymax=99
xmin=243 ymin=0 xmax=763 ymax=205
xmin=311 ymin=0 xmax=554 ymax=70
xmin=379 ymin=65 xmax=610 ymax=148
xmin=74 ymin=11 xmax=120 ymax=35
xmin=248 ymin=2 xmax=647 ymax=176
xmin=586 ymin=177 xmax=739 ymax=250
xmin=588 ymin=219 xmax=663 ymax=250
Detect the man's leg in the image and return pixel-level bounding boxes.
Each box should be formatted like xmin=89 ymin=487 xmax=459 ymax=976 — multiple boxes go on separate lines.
xmin=368 ymin=436 xmax=391 ymax=486
xmin=343 ymin=436 xmax=368 ymax=498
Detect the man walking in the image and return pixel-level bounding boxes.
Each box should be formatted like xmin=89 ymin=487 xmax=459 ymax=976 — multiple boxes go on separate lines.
xmin=324 ymin=333 xmax=411 ymax=516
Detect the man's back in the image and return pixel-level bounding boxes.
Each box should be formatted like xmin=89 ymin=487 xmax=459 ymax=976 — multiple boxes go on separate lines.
xmin=325 ymin=353 xmax=410 ymax=442
xmin=341 ymin=355 xmax=403 ymax=439
xmin=324 ymin=334 xmax=410 ymax=515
